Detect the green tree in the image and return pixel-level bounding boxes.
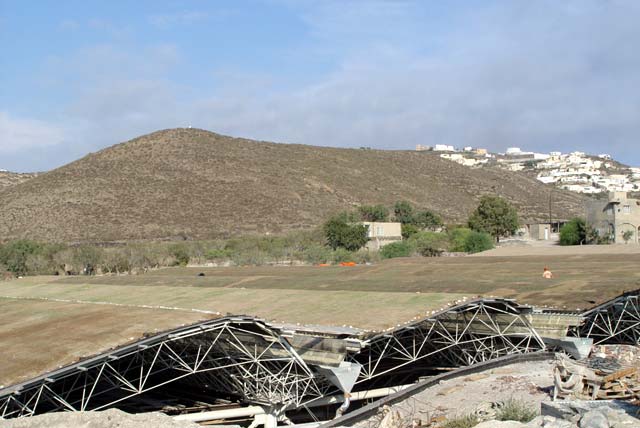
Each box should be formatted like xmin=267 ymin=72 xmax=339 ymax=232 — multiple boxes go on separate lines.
xmin=323 ymin=214 xmax=368 ymax=251
xmin=0 ymin=240 xmax=42 ymax=276
xmin=380 ymin=241 xmax=413 ymax=259
xmin=401 ymin=223 xmax=419 ymax=239
xmin=467 ymin=196 xmax=519 ymax=242
xmin=394 ymin=201 xmax=415 ymax=224
xmin=463 ymin=231 xmax=494 ymax=253
xmin=559 ymin=218 xmax=587 ymax=245
xmin=414 ymin=210 xmax=443 ymax=230
xmin=622 ymin=230 xmax=634 ymax=244
xmin=358 ymin=205 xmax=389 ymax=222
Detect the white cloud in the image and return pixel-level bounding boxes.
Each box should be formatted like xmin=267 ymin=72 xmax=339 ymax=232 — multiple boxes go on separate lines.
xmin=0 ymin=112 xmax=66 ymax=154
xmin=6 ymin=1 xmax=640 ymax=171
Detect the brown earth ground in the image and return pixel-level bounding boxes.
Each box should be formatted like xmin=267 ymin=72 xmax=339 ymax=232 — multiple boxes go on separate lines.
xmin=1 ymin=245 xmax=639 ymax=388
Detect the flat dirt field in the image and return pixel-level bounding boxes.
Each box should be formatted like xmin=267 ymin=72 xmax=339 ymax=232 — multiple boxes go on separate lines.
xmin=1 ymin=245 xmax=639 ymax=387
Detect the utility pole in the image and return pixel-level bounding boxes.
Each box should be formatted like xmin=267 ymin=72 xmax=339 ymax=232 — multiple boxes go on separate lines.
xmin=548 ymin=189 xmax=553 ymax=229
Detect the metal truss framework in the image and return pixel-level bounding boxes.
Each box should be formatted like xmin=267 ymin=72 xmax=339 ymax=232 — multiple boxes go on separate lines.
xmin=350 ymin=299 xmax=545 ymax=384
xmin=3 ymin=292 xmax=640 ymax=420
xmin=572 ymin=290 xmax=640 ymax=345
xmin=0 ymin=317 xmax=331 ymax=419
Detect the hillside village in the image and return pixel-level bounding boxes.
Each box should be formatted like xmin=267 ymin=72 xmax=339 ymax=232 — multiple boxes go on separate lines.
xmin=419 ymin=144 xmax=640 ymax=195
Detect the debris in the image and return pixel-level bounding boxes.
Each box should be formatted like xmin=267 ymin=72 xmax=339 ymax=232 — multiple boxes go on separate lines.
xmin=553 ymin=346 xmax=640 ymax=401
xmin=578 ymin=410 xmax=609 ymax=428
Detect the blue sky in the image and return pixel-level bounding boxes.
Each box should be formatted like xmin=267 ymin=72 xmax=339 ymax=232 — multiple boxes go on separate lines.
xmin=1 ymin=0 xmax=639 ymax=172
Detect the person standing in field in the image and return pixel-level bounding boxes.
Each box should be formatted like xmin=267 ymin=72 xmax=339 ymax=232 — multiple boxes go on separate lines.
xmin=543 ymin=267 xmax=553 ymax=279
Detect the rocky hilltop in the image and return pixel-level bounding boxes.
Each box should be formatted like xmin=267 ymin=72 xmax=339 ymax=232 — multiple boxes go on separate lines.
xmin=0 ymin=128 xmax=584 ymax=242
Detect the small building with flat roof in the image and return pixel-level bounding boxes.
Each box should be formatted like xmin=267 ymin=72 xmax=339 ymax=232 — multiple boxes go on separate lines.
xmin=362 ymin=222 xmax=402 ymax=251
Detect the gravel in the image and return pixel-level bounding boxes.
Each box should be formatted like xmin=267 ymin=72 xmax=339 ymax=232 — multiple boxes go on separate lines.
xmin=0 ymin=408 xmax=199 ymax=428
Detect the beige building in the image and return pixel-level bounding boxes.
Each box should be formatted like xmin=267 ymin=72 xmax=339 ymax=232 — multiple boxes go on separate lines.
xmin=362 ymin=222 xmax=402 ymax=251
xmin=586 ymin=192 xmax=640 ymax=244
xmin=524 ymin=222 xmax=566 ymax=240
xmin=527 ymin=223 xmax=552 ymax=240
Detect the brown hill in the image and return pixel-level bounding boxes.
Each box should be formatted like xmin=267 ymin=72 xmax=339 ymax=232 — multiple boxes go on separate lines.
xmin=0 ymin=170 xmax=37 ymax=190
xmin=0 ymin=128 xmax=584 ymax=242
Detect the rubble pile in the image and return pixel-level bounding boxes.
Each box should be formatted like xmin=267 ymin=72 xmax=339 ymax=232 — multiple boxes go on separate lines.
xmin=554 ymin=346 xmax=640 ymax=401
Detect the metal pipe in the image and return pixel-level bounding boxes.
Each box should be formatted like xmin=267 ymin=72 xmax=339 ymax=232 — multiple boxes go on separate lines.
xmin=334 ymin=394 xmax=350 ymax=419
xmin=174 ymin=405 xmax=265 ymax=422
xmin=297 ymin=383 xmax=411 ymax=408
xmin=174 ymin=384 xmax=413 ymax=423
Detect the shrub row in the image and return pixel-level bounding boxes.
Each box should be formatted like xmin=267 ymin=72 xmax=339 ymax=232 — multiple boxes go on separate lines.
xmin=0 ymin=229 xmax=494 ymax=277
xmin=0 ymin=230 xmax=386 ymax=276
xmin=380 ymin=228 xmax=494 ymax=259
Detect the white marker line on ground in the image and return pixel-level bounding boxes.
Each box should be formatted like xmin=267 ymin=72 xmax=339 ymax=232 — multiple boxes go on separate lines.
xmin=0 ymin=295 xmax=222 ymax=315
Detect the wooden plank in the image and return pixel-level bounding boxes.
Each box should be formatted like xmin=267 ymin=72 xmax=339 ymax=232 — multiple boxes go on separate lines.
xmin=602 ymin=367 xmax=637 ymax=382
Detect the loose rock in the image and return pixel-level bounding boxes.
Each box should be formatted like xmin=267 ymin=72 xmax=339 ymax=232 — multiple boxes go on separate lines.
xmin=579 ymin=410 xmax=610 ymax=428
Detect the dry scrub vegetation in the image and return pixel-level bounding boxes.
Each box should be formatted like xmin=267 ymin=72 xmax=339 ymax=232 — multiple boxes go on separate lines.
xmin=0 ymin=171 xmax=36 ymax=190
xmin=0 ymin=128 xmax=584 ymax=242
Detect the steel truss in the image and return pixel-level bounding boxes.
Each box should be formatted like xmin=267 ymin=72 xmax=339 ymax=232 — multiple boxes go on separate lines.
xmin=574 ymin=290 xmax=640 ymax=345
xmin=0 ymin=317 xmax=331 ymax=419
xmin=351 ymin=299 xmax=545 ymax=384
xmin=5 ymin=293 xmax=640 ymax=420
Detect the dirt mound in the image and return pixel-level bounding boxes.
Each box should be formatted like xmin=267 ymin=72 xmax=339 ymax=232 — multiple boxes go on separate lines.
xmin=0 ymin=128 xmax=585 ymax=242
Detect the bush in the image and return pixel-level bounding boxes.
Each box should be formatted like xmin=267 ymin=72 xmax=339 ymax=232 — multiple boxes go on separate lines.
xmin=358 ymin=205 xmax=389 ymax=222
xmin=380 ymin=241 xmax=413 ymax=259
xmin=24 ymin=254 xmax=53 ymax=275
xmin=414 ymin=210 xmax=443 ymax=230
xmin=448 ymin=227 xmax=473 ymax=252
xmin=393 ymin=201 xmax=415 ymax=224
xmin=408 ymin=232 xmax=448 ymax=257
xmin=352 ymin=249 xmax=380 ymax=264
xmin=100 ymin=248 xmax=131 ymax=274
xmin=463 ymin=231 xmax=494 ymax=253
xmin=0 ymin=240 xmax=42 ymax=276
xmin=401 ymin=223 xmax=419 ymax=239
xmin=300 ymin=244 xmax=332 ymax=264
xmin=559 ymin=218 xmax=587 ymax=246
xmin=73 ymin=245 xmax=103 ymax=274
xmin=332 ymin=248 xmax=355 ymax=263
xmin=206 ymin=248 xmax=232 ymax=260
xmin=441 ymin=414 xmax=480 ymax=428
xmin=232 ymin=249 xmax=267 ymax=266
xmin=169 ymin=244 xmax=190 ymax=266
xmin=496 ymin=399 xmax=538 ymax=422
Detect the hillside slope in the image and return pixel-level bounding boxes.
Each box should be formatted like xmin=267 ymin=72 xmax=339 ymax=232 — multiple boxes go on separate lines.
xmin=0 ymin=170 xmax=36 ymax=190
xmin=0 ymin=128 xmax=585 ymax=242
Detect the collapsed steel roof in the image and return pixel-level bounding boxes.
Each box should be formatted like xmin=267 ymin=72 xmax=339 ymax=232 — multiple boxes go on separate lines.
xmin=1 ymin=291 xmax=638 ymax=420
